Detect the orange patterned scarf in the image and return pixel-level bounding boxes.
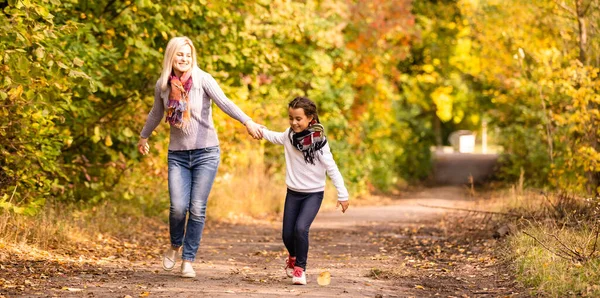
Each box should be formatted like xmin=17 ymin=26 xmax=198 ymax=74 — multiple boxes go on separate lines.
xmin=166 ymin=70 xmax=193 ymax=133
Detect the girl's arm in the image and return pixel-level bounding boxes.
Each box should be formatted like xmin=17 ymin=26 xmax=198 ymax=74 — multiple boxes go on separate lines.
xmin=320 ymin=143 xmax=349 ymax=201
xmin=261 ymin=127 xmax=286 ymax=145
xmin=140 ymin=83 xmax=165 ymax=139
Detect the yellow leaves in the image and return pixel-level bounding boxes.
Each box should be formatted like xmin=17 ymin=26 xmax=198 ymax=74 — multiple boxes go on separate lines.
xmin=104 ymin=136 xmax=113 ymax=147
xmin=422 ymin=64 xmax=435 ymax=73
xmin=416 ymin=74 xmax=437 ymax=84
xmin=34 ymin=47 xmax=45 ymax=60
xmin=73 ymin=57 xmax=84 ymax=67
xmin=8 ymin=85 xmax=23 ymax=100
xmin=317 ymin=270 xmax=331 ymax=286
xmin=92 ymin=126 xmax=101 ymax=143
xmin=432 ymin=86 xmax=454 ymax=122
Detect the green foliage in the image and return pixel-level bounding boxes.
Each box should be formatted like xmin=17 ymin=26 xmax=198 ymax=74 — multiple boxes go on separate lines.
xmin=0 ymin=1 xmax=87 ymax=214
xmin=5 ymin=0 xmax=596 ymax=215
xmin=0 ymin=0 xmax=422 ymax=214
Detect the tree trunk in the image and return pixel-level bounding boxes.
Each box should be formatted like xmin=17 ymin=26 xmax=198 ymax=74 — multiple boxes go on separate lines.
xmin=575 ymin=0 xmax=599 ymax=195
xmin=433 ymin=111 xmax=443 ymax=152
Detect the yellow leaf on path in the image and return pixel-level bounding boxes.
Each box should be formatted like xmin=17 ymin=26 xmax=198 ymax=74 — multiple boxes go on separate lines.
xmin=317 ymin=271 xmax=331 ymax=286
xmin=415 ymin=285 xmax=425 ymax=289
xmin=140 ymin=292 xmax=150 ymax=297
xmin=62 ymin=287 xmax=83 ymax=292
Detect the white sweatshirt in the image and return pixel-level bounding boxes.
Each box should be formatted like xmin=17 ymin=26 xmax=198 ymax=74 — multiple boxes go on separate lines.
xmin=262 ymin=127 xmax=349 ymax=201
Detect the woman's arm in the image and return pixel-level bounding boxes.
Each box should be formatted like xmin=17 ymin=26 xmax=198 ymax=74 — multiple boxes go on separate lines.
xmin=203 ymin=73 xmax=263 ymax=139
xmin=139 ymin=83 xmax=165 ymax=139
xmin=320 ymin=143 xmax=349 ymax=201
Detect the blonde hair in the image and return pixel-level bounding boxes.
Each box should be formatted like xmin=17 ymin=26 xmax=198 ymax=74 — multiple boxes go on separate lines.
xmin=158 ymin=36 xmax=198 ymax=91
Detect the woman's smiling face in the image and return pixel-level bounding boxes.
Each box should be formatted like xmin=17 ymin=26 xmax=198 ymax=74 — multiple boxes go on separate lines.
xmin=288 ymin=107 xmax=313 ymax=133
xmin=172 ymin=44 xmax=192 ymax=75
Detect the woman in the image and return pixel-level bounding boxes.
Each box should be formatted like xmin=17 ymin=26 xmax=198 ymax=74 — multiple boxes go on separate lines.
xmin=137 ymin=36 xmax=263 ymax=278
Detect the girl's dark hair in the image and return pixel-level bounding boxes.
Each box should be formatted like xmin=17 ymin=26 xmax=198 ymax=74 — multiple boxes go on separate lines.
xmin=288 ymin=96 xmax=320 ymax=123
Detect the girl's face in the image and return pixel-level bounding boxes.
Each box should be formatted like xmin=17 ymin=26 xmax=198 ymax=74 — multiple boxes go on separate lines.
xmin=288 ymin=107 xmax=314 ymax=133
xmin=172 ymin=44 xmax=192 ymax=75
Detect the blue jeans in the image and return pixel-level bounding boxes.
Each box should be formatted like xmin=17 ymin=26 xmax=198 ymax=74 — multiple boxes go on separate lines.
xmin=282 ymin=189 xmax=324 ymax=270
xmin=168 ymin=146 xmax=220 ymax=261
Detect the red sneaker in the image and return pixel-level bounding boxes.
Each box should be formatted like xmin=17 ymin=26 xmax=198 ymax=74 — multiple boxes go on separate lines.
xmin=285 ymin=256 xmax=296 ymax=277
xmin=292 ymin=266 xmax=306 ymax=285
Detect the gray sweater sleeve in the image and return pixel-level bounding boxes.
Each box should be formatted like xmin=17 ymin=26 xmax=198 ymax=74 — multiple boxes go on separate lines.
xmin=203 ymin=73 xmax=251 ymax=125
xmin=140 ymin=83 xmax=164 ymax=139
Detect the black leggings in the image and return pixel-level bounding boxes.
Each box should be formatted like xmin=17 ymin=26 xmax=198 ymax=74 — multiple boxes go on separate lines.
xmin=282 ymin=189 xmax=324 ymax=270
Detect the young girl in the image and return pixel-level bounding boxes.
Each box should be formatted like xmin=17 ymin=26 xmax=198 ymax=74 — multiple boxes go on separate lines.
xmin=261 ymin=96 xmax=350 ymax=285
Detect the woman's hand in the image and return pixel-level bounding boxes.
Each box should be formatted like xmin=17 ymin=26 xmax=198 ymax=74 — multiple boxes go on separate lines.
xmin=244 ymin=119 xmax=264 ymax=140
xmin=137 ymin=138 xmax=150 ymax=155
xmin=336 ymin=200 xmax=349 ymax=213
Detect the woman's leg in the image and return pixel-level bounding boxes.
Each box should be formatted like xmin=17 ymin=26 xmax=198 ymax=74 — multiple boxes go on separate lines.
xmin=293 ymin=191 xmax=324 ymax=270
xmin=182 ymin=146 xmax=220 ymax=261
xmin=168 ymin=150 xmax=193 ymax=249
xmin=282 ymin=190 xmax=304 ymax=257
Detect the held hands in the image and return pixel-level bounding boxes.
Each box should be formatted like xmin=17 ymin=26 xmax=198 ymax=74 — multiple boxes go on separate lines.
xmin=244 ymin=119 xmax=264 ymax=140
xmin=336 ymin=200 xmax=349 ymax=213
xmin=137 ymin=138 xmax=150 ymax=155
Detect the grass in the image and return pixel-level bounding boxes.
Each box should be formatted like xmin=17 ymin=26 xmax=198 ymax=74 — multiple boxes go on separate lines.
xmin=495 ymin=187 xmax=600 ymax=297
xmin=0 ymin=200 xmax=165 ymax=253
xmin=509 ymin=225 xmax=600 ymax=297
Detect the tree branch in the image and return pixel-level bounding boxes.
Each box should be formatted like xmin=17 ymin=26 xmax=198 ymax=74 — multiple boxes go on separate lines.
xmin=589 ymin=226 xmax=599 ymax=258
xmin=102 ymin=0 xmax=118 ymax=15
xmin=553 ymin=0 xmax=577 ymax=16
xmin=581 ymin=0 xmax=594 ymax=16
xmin=417 ymin=203 xmax=522 ymax=217
xmin=522 ymin=231 xmax=574 ymax=261
xmin=548 ymin=233 xmax=584 ymax=261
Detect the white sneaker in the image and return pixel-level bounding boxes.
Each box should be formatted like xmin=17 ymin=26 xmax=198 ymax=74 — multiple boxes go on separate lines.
xmin=292 ymin=266 xmax=306 ymax=285
xmin=181 ymin=261 xmax=196 ymax=278
xmin=162 ymin=247 xmax=180 ymax=271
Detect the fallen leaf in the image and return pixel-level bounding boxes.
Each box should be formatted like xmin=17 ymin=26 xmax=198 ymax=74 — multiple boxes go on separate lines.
xmin=415 ymin=285 xmax=425 ymax=289
xmin=317 ymin=271 xmax=331 ymax=286
xmin=140 ymin=291 xmax=150 ymax=297
xmin=63 ymin=287 xmax=84 ymax=292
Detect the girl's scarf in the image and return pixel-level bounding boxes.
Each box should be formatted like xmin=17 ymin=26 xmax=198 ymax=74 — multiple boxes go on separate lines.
xmin=289 ymin=121 xmax=328 ymax=165
xmin=166 ymin=70 xmax=193 ymax=134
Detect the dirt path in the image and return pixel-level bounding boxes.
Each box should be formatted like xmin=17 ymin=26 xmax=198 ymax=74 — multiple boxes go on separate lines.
xmin=1 ymin=187 xmax=527 ymax=297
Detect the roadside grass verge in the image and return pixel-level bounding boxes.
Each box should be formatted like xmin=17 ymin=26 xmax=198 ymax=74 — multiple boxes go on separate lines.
xmin=499 ymin=189 xmax=600 ymax=297
xmin=509 ymin=224 xmax=600 ymax=297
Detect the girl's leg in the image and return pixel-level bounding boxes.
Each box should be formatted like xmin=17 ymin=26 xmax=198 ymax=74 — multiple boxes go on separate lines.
xmin=182 ymin=146 xmax=220 ymax=261
xmin=293 ymin=191 xmax=324 ymax=270
xmin=168 ymin=151 xmax=193 ymax=249
xmin=282 ymin=190 xmax=304 ymax=257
